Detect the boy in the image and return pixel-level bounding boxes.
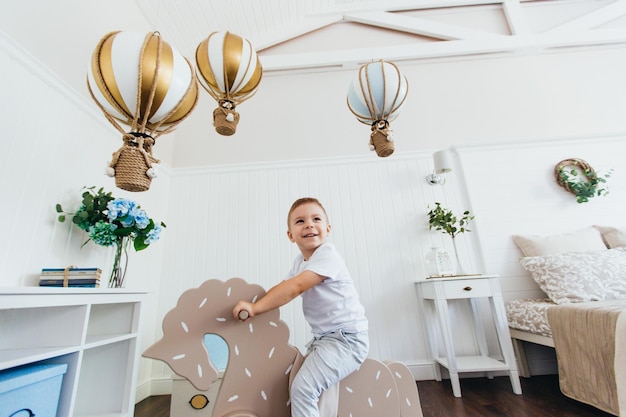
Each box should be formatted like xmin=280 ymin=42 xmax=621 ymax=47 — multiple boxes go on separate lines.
xmin=232 ymin=197 xmax=369 ymax=417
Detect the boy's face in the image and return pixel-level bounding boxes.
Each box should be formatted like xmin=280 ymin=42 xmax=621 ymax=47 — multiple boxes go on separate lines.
xmin=287 ymin=202 xmax=331 ymax=260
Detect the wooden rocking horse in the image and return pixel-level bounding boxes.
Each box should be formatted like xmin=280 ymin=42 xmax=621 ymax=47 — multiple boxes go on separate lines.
xmin=143 ymin=278 xmax=423 ymax=417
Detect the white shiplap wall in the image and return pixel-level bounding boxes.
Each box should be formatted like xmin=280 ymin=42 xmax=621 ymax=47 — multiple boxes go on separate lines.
xmin=458 ymin=134 xmax=626 ymax=375
xmin=5 ymin=27 xmax=626 ymax=398
xmin=0 ymin=30 xmax=172 ymax=400
xmin=150 ymin=134 xmax=626 ymax=386
xmin=149 ymin=153 xmax=487 ymax=384
xmin=0 ymin=31 xmax=172 ymax=290
xmin=460 ymin=135 xmax=626 ymax=302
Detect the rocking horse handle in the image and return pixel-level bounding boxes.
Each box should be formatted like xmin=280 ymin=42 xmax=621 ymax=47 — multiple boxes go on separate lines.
xmin=238 ymin=309 xmax=250 ymax=321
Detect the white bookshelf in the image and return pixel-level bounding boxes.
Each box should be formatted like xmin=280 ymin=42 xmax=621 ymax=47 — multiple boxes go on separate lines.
xmin=0 ymin=287 xmax=146 ymax=417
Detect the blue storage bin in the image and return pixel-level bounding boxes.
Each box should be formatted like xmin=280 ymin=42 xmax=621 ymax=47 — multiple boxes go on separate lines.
xmin=0 ymin=363 xmax=67 ymax=417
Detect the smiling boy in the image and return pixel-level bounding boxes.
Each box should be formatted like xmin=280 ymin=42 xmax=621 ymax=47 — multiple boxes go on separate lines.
xmin=232 ymin=197 xmax=369 ymax=417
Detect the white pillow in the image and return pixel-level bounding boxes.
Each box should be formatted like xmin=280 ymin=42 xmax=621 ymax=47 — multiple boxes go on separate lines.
xmin=512 ymin=226 xmax=606 ymax=257
xmin=520 ymin=248 xmax=626 ymax=304
xmin=594 ymin=225 xmax=626 ymax=249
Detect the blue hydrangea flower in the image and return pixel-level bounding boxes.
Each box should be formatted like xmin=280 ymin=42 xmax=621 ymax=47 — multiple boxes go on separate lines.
xmin=107 ymin=199 xmax=136 ymax=221
xmin=145 ymin=224 xmax=163 ymax=244
xmin=131 ymin=208 xmax=150 ymax=229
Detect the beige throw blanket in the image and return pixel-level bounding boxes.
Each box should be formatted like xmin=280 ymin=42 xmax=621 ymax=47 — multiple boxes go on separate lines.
xmin=547 ymin=300 xmax=626 ymax=416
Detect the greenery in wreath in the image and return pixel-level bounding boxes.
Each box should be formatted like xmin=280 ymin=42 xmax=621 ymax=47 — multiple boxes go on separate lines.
xmin=556 ymin=166 xmax=612 ymax=204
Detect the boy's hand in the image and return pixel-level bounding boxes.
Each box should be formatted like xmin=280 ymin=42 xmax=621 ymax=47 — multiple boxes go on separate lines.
xmin=233 ymin=301 xmax=254 ymax=321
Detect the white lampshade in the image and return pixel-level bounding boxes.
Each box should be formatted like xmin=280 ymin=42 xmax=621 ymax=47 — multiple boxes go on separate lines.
xmin=433 ymin=150 xmax=454 ymax=174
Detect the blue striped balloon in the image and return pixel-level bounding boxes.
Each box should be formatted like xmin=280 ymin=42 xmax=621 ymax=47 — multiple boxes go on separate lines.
xmin=347 ymin=60 xmax=408 ymax=125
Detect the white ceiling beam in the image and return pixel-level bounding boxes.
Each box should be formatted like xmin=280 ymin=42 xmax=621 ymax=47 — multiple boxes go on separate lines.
xmin=255 ymin=15 xmax=343 ymax=50
xmin=545 ymin=0 xmax=626 ymax=33
xmin=260 ymin=27 xmax=626 ymax=71
xmin=314 ymin=0 xmax=504 ymax=15
xmin=343 ymin=11 xmax=503 ymax=40
xmin=502 ymin=0 xmax=531 ymax=36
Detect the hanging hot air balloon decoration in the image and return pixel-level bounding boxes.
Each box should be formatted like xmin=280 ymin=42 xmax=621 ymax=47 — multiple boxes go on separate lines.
xmin=87 ymin=31 xmax=199 ymax=192
xmin=347 ymin=60 xmax=409 ymax=158
xmin=195 ymin=31 xmax=263 ymax=136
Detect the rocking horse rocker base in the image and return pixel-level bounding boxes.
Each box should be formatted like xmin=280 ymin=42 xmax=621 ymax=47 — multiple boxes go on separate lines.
xmin=143 ymin=278 xmax=423 ymax=417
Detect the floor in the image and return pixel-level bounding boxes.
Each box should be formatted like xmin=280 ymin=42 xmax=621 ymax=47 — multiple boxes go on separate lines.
xmin=134 ymin=374 xmax=615 ymax=417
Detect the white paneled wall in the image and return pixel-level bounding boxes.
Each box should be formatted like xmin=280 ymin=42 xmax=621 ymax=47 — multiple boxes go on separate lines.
xmin=5 ymin=26 xmax=626 ymax=398
xmin=460 ymin=135 xmax=626 ymax=301
xmin=151 ymin=154 xmax=486 ymax=384
xmin=458 ymin=134 xmax=626 ymax=374
xmin=150 ymin=134 xmax=626 ymax=386
xmin=0 ymin=30 xmax=171 ymax=399
xmin=0 ymin=32 xmax=170 ymax=288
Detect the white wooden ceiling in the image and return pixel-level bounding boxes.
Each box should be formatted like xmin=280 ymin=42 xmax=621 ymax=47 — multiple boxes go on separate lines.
xmin=134 ymin=0 xmax=626 ymax=72
xmin=3 ymin=0 xmax=625 ymax=93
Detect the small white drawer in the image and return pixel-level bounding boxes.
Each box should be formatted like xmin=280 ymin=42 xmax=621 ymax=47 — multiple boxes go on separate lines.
xmin=420 ymin=278 xmax=493 ymax=299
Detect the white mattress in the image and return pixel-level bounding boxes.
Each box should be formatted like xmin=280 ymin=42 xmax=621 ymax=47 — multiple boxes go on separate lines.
xmin=505 ymin=298 xmax=556 ymax=338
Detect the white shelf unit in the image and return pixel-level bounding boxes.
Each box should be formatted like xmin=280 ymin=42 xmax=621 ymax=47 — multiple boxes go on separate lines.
xmin=0 ymin=287 xmax=146 ymax=417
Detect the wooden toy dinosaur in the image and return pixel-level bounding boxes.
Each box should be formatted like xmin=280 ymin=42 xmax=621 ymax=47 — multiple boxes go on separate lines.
xmin=143 ymin=277 xmax=423 ymax=417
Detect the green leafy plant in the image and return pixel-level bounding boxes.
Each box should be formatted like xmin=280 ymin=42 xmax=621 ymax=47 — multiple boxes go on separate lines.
xmin=556 ymin=167 xmax=612 ymax=204
xmin=427 ymin=202 xmax=474 ymax=239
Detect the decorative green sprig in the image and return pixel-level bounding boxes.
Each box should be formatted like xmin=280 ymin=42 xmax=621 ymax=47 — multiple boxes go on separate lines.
xmin=427 ymin=202 xmax=474 ymax=239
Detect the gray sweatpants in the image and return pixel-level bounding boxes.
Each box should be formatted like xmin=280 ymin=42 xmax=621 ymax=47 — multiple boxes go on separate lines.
xmin=290 ymin=330 xmax=369 ymax=417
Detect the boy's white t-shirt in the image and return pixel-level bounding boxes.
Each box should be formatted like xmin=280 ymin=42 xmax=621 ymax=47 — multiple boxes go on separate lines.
xmin=287 ymin=242 xmax=368 ymax=337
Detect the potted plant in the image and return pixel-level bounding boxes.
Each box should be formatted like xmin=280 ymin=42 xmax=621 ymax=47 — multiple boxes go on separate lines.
xmin=427 ymin=202 xmax=474 ymax=274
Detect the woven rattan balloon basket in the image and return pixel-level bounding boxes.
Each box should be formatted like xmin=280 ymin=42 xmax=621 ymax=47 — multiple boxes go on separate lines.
xmin=369 ymin=120 xmax=395 ymax=158
xmin=213 ymin=107 xmax=240 ymax=136
xmin=111 ymin=134 xmax=159 ymax=192
xmin=371 ymin=130 xmax=395 ymax=157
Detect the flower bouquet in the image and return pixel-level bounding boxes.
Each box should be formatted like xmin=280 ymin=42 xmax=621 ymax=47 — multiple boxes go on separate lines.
xmin=56 ymin=186 xmax=165 ymax=287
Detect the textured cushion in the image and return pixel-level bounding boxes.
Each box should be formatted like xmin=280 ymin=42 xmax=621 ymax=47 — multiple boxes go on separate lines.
xmin=594 ymin=225 xmax=626 ymax=249
xmin=520 ymin=248 xmax=626 ymax=304
xmin=512 ymin=226 xmax=606 ymax=257
xmin=505 ymin=298 xmax=555 ymax=338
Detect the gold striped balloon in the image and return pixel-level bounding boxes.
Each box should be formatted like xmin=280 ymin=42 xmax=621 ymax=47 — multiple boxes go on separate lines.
xmin=195 ymin=31 xmax=262 ymax=106
xmin=88 ymin=31 xmax=198 ymax=138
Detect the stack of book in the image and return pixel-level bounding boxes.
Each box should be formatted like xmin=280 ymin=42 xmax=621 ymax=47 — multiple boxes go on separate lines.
xmin=39 ymin=267 xmax=102 ymax=288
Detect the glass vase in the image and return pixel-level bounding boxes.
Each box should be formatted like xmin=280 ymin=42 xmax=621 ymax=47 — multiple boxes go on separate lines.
xmin=451 ymin=238 xmax=465 ymax=276
xmin=109 ymin=237 xmax=130 ymax=288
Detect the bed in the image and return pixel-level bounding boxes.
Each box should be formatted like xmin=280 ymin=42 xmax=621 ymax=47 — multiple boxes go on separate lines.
xmin=505 ymin=226 xmax=626 ymax=416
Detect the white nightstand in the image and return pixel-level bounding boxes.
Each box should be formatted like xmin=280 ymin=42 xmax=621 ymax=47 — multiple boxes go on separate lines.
xmin=415 ymin=275 xmax=522 ymax=397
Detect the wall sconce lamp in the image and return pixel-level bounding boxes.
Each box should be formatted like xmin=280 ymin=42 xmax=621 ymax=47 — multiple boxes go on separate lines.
xmin=426 ymin=149 xmax=454 ymax=185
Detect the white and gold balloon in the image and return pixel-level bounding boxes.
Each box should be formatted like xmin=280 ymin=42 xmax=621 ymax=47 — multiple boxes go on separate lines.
xmin=195 ymin=31 xmax=263 ymax=136
xmin=87 ymin=31 xmax=198 ymax=191
xmin=347 ymin=60 xmax=408 ymax=157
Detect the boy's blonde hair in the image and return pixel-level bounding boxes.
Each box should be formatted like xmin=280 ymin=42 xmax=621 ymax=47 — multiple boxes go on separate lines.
xmin=287 ymin=198 xmax=329 ymax=227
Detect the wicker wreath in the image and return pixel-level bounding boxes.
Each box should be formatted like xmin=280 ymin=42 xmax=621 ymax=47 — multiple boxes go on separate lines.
xmin=554 ymin=158 xmax=594 ymax=194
